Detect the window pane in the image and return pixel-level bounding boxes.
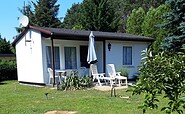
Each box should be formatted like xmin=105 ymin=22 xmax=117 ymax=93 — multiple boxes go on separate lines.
xmin=46 ymin=46 xmax=51 ymax=68
xmin=123 ymin=46 xmax=132 ymax=65
xmin=54 ymin=47 xmax=60 ymax=69
xmin=46 ymin=46 xmax=60 ymax=69
xmin=64 ymin=47 xmax=77 ymax=69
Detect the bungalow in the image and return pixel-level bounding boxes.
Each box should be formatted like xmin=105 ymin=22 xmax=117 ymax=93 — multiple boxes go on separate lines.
xmin=12 ymin=26 xmax=154 ymax=85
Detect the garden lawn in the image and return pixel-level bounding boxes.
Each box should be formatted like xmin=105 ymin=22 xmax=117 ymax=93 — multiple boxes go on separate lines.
xmin=0 ymin=80 xmax=169 ymax=114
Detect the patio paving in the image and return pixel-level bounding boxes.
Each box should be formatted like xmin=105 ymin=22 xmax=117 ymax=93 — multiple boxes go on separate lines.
xmin=93 ymin=85 xmax=128 ymax=91
xmin=93 ymin=81 xmax=135 ymax=91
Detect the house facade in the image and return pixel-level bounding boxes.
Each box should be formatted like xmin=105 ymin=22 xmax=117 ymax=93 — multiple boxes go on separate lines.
xmin=12 ymin=26 xmax=154 ymax=84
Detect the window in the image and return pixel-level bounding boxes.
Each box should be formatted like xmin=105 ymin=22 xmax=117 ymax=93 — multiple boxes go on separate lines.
xmin=64 ymin=47 xmax=77 ymax=69
xmin=80 ymin=46 xmax=89 ymax=68
xmin=46 ymin=46 xmax=60 ymax=69
xmin=123 ymin=46 xmax=132 ymax=65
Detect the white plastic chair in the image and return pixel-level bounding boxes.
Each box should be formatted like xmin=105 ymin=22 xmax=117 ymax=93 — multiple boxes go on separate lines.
xmin=61 ymin=69 xmax=73 ymax=82
xmin=106 ymin=64 xmax=128 ymax=87
xmin=65 ymin=69 xmax=73 ymax=76
xmin=77 ymin=67 xmax=87 ymax=77
xmin=90 ymin=64 xmax=115 ymax=87
xmin=48 ymin=68 xmax=61 ymax=84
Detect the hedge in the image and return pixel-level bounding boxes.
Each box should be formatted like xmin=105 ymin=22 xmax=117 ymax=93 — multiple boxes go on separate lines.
xmin=0 ymin=59 xmax=17 ymax=81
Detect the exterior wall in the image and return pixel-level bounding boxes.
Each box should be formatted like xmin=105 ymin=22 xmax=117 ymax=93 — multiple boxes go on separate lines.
xmin=96 ymin=42 xmax=103 ymax=73
xmin=42 ymin=39 xmax=104 ymax=83
xmin=15 ymin=30 xmax=44 ymax=83
xmin=105 ymin=40 xmax=149 ymax=79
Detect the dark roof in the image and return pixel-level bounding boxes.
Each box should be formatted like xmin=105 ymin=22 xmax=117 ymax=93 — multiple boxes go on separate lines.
xmin=12 ymin=26 xmax=154 ymax=46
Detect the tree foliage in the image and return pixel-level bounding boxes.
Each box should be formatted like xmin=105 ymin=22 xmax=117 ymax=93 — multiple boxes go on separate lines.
xmin=126 ymin=7 xmax=145 ymax=36
xmin=62 ymin=3 xmax=82 ymax=29
xmin=16 ymin=0 xmax=166 ymax=33
xmin=142 ymin=7 xmax=157 ymax=37
xmin=18 ymin=0 xmax=62 ymax=29
xmin=62 ymin=0 xmax=119 ymax=31
xmin=126 ymin=4 xmax=171 ymax=52
xmin=16 ymin=2 xmax=34 ymax=33
xmin=61 ymin=0 xmax=165 ymax=32
xmin=129 ymin=0 xmax=166 ymax=11
xmin=79 ymin=0 xmax=119 ymax=32
xmin=112 ymin=0 xmax=134 ymax=32
xmin=142 ymin=4 xmax=170 ymax=53
xmin=132 ymin=1 xmax=185 ymax=113
xmin=0 ymin=59 xmax=17 ymax=81
xmin=31 ymin=0 xmax=61 ymax=28
xmin=0 ymin=34 xmax=14 ymax=54
xmin=161 ymin=0 xmax=185 ymax=52
xmin=112 ymin=0 xmax=166 ymax=32
xmin=133 ymin=48 xmax=185 ymax=114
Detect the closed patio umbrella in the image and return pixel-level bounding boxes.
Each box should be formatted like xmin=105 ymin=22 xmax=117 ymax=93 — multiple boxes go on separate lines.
xmin=87 ymin=31 xmax=97 ymax=64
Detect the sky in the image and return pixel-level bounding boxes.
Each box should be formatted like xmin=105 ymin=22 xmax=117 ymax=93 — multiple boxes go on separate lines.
xmin=0 ymin=0 xmax=83 ymax=42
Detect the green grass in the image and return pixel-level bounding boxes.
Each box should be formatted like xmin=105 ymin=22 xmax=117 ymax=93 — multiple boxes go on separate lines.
xmin=0 ymin=80 xmax=171 ymax=114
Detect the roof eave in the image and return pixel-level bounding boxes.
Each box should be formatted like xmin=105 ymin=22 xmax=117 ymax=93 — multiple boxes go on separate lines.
xmin=29 ymin=26 xmax=53 ymax=35
xmin=12 ymin=26 xmax=53 ymax=47
xmin=12 ymin=28 xmax=28 ymax=47
xmin=12 ymin=26 xmax=154 ymax=47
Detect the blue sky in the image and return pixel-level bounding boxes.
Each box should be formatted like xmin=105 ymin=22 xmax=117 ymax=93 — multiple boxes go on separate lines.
xmin=0 ymin=0 xmax=83 ymax=42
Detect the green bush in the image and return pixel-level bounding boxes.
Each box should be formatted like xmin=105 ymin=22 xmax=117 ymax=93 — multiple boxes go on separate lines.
xmin=0 ymin=59 xmax=17 ymax=81
xmin=58 ymin=72 xmax=93 ymax=91
xmin=133 ymin=48 xmax=185 ymax=114
xmin=117 ymin=66 xmax=129 ymax=77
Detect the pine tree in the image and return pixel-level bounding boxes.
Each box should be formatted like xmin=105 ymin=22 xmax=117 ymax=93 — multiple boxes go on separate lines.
xmin=16 ymin=2 xmax=34 ymax=33
xmin=161 ymin=0 xmax=185 ymax=52
xmin=31 ymin=0 xmax=61 ymax=28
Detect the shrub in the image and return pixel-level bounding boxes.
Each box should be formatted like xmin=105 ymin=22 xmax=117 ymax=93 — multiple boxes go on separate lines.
xmin=133 ymin=48 xmax=185 ymax=114
xmin=0 ymin=59 xmax=17 ymax=81
xmin=58 ymin=72 xmax=93 ymax=91
xmin=117 ymin=66 xmax=129 ymax=77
